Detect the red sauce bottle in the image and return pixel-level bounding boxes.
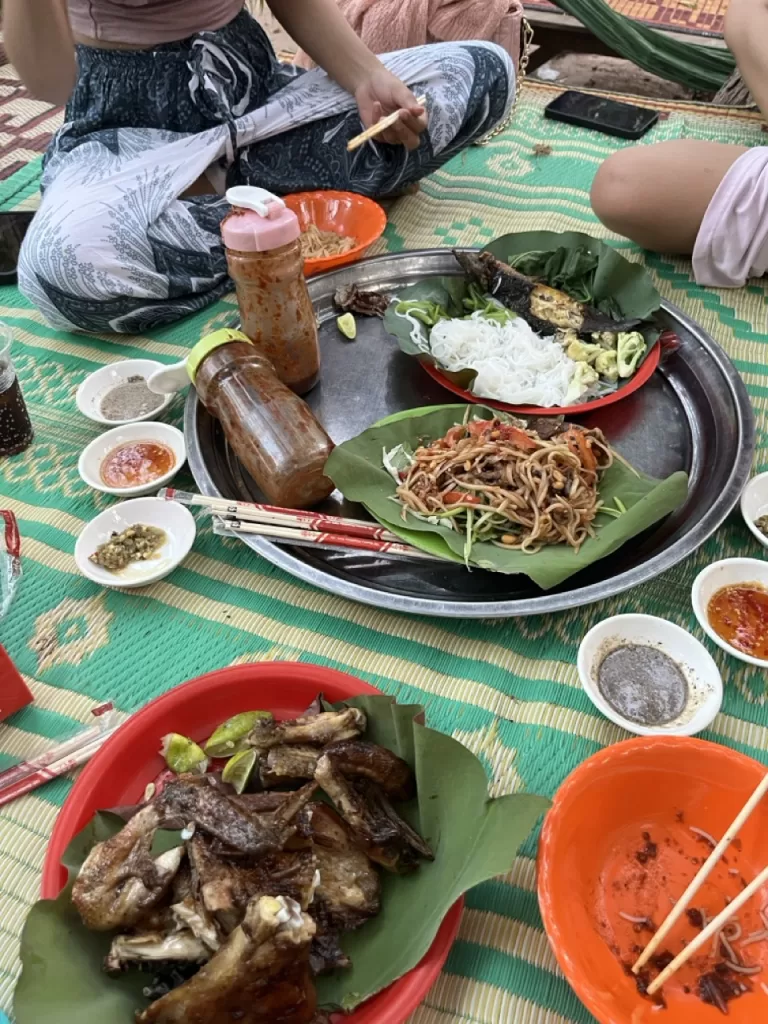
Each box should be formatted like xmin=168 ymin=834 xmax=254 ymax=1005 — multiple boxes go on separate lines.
xmin=189 ymin=329 xmax=334 ymax=510
xmin=222 ymin=187 xmax=320 ymax=396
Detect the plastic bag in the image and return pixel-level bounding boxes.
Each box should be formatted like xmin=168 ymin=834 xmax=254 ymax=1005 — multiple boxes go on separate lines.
xmin=0 ymin=510 xmax=21 ymax=621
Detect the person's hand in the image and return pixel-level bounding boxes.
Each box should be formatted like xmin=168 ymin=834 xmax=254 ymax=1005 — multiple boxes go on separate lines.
xmin=354 ymin=68 xmax=427 ymax=151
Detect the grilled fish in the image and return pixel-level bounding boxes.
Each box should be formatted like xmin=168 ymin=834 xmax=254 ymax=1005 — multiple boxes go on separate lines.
xmin=454 ymin=250 xmax=641 ymax=336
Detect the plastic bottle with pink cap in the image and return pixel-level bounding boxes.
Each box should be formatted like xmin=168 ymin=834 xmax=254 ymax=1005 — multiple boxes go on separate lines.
xmin=222 ymin=186 xmax=320 ymax=395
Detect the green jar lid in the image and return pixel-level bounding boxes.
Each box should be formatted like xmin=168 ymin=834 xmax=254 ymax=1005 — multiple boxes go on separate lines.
xmin=186 ymin=328 xmax=252 ymax=382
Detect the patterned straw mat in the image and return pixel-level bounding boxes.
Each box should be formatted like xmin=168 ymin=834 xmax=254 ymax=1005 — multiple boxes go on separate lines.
xmin=524 ymin=0 xmax=729 ymax=38
xmin=2 ymin=80 xmax=768 ymax=1023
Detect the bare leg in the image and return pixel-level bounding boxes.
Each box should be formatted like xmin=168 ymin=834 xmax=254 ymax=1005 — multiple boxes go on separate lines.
xmin=591 ymin=140 xmax=747 ymax=254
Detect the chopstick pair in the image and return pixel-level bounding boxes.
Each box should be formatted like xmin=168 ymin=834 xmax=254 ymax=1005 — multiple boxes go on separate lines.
xmin=0 ymin=704 xmax=122 ymax=809
xmin=634 ymin=774 xmax=768 ymax=995
xmin=160 ymin=488 xmax=444 ymax=563
xmin=347 ymin=95 xmax=427 ymax=152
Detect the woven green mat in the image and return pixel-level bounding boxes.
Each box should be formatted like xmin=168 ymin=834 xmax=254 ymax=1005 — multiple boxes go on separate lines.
xmin=1 ymin=81 xmax=768 ymax=1023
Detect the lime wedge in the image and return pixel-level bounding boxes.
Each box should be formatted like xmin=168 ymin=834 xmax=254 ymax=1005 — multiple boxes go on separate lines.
xmin=337 ymin=313 xmax=357 ymax=340
xmin=222 ymin=748 xmax=258 ymax=794
xmin=160 ymin=733 xmax=208 ymax=775
xmin=204 ymin=710 xmax=272 ymax=758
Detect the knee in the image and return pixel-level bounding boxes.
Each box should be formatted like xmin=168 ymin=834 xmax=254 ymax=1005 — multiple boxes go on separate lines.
xmin=591 ymin=150 xmax=639 ymax=236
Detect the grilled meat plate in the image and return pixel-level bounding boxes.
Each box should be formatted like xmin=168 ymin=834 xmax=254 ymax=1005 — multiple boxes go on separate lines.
xmin=246 ymin=708 xmax=366 ymax=753
xmin=454 ymin=250 xmax=642 ymax=336
xmin=72 ymin=804 xmax=185 ymax=932
xmin=137 ymin=895 xmax=317 ymax=1024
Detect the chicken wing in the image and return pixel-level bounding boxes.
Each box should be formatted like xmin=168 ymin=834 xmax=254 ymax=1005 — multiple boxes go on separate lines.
xmin=261 ymin=740 xmax=414 ymax=802
xmin=314 ymin=755 xmax=433 ymax=873
xmin=159 ymin=778 xmax=317 ymax=857
xmin=105 ymin=930 xmax=210 ymax=973
xmin=247 ymin=708 xmax=366 ymax=753
xmin=137 ymin=895 xmax=317 ymax=1024
xmin=72 ymin=805 xmax=184 ymax=932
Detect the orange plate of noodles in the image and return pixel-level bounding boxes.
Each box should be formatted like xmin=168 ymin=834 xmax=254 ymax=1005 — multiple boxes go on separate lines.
xmin=284 ymin=190 xmax=387 ymax=276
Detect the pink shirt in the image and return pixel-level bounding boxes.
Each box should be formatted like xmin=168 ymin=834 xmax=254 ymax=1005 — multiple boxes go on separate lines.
xmin=68 ymin=0 xmax=245 ymax=46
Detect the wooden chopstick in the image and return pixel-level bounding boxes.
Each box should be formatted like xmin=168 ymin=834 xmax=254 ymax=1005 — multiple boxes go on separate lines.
xmin=633 ymin=774 xmax=768 ymax=975
xmin=347 ymin=95 xmax=427 ymax=152
xmin=647 ymin=863 xmax=768 ymax=995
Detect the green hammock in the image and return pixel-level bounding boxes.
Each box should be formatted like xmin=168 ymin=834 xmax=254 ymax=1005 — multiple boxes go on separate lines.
xmin=545 ymin=0 xmax=735 ymax=93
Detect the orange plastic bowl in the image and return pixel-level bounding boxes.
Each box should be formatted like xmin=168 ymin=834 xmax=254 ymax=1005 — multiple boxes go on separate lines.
xmin=538 ymin=736 xmax=768 ymax=1024
xmin=284 ymin=190 xmax=386 ymax=276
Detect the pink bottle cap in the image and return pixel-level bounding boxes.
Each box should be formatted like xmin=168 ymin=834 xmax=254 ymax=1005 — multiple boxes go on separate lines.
xmin=222 ymin=186 xmax=300 ymax=252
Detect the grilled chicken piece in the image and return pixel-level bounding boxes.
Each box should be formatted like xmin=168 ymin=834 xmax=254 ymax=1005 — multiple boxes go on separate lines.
xmin=189 ymin=833 xmax=317 ymax=935
xmin=247 ymin=708 xmax=366 ymax=753
xmin=323 ymin=740 xmax=415 ymax=801
xmin=261 ymin=740 xmax=414 ymax=802
xmin=309 ymin=804 xmax=380 ymax=928
xmin=159 ymin=778 xmax=317 ymax=857
xmin=454 ymin=250 xmax=641 ymax=336
xmin=260 ymin=745 xmax=321 ymax=788
xmin=72 ymin=805 xmax=184 ymax=932
xmin=105 ymin=930 xmax=210 ymax=972
xmin=308 ymin=914 xmax=351 ymax=976
xmin=314 ymin=755 xmax=433 ymax=873
xmin=137 ymin=895 xmax=317 ymax=1024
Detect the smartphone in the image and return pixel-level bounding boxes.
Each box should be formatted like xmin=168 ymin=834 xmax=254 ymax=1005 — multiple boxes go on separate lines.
xmin=544 ymin=90 xmax=659 ymax=141
xmin=0 ymin=211 xmax=35 ymax=285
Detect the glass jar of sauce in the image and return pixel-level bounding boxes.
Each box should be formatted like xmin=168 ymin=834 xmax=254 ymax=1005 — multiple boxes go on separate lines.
xmin=0 ymin=322 xmax=33 ymax=457
xmin=222 ymin=186 xmax=320 ymax=396
xmin=189 ymin=329 xmax=334 ymax=509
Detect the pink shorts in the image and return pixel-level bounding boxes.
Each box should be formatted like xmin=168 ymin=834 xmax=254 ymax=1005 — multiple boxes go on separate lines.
xmin=693 ymin=146 xmax=768 ymax=288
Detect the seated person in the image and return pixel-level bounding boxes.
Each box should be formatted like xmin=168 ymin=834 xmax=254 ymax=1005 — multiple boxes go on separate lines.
xmin=590 ymin=0 xmax=764 ymax=289
xmin=5 ymin=0 xmax=514 ymax=334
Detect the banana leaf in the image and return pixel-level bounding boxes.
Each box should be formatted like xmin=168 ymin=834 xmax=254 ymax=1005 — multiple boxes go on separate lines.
xmin=15 ymin=696 xmax=549 ymax=1022
xmin=384 ymin=231 xmax=662 ymax=402
xmin=324 ymin=405 xmax=689 ymax=590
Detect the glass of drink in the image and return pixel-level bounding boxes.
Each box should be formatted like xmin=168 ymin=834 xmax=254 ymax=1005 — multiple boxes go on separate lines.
xmin=0 ymin=321 xmax=33 ymax=457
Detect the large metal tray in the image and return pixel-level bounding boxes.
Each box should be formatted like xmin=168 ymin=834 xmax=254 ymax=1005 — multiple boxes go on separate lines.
xmin=185 ymin=250 xmax=755 ymax=618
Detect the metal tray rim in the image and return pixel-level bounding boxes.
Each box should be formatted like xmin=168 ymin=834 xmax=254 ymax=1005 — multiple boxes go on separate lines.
xmin=185 ymin=249 xmax=755 ymax=618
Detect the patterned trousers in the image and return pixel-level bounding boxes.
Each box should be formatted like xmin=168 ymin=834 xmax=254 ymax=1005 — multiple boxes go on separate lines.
xmin=19 ymin=11 xmax=514 ymax=334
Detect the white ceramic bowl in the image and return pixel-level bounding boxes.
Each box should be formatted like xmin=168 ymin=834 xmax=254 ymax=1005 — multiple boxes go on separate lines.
xmin=740 ymin=473 xmax=768 ymax=551
xmin=74 ymin=498 xmax=196 ymax=589
xmin=692 ymin=557 xmax=768 ymax=668
xmin=78 ymin=422 xmax=185 ymax=497
xmin=76 ymin=359 xmax=173 ymax=425
xmin=577 ymin=613 xmax=723 ymax=736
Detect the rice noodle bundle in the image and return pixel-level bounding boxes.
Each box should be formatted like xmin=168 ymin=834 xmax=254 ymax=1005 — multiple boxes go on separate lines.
xmin=395 ymin=418 xmax=613 ymax=554
xmin=428 ymin=312 xmax=577 ymax=408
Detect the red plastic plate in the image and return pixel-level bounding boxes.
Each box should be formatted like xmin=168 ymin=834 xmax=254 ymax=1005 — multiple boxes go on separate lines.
xmin=41 ymin=663 xmax=462 ymax=1024
xmin=422 ymin=336 xmax=666 ymax=417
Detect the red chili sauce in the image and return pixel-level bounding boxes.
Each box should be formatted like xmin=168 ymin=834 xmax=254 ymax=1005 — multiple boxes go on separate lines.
xmin=707 ymin=582 xmax=768 ymax=659
xmin=100 ymin=441 xmax=175 ymax=489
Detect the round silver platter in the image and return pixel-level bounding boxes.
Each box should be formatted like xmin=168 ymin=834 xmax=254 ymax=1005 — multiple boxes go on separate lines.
xmin=185 ymin=250 xmax=755 ymax=618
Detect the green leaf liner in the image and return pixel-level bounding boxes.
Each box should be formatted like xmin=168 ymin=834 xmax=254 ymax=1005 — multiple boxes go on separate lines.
xmin=324 ymin=405 xmax=689 ymax=590
xmin=14 ymin=697 xmax=549 ymax=1022
xmin=384 ymin=230 xmax=662 ymax=400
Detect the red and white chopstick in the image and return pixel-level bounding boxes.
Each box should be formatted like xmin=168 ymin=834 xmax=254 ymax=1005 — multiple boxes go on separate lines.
xmin=212 ymin=518 xmax=443 ymax=562
xmin=0 ymin=733 xmax=117 ymax=809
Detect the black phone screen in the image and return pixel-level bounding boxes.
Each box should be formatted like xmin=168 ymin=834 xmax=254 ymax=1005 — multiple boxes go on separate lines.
xmin=544 ymin=91 xmax=659 ymax=140
xmin=0 ymin=211 xmax=35 ymax=278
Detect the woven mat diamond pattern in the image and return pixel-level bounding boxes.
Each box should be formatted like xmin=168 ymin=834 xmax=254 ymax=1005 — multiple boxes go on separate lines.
xmin=524 ymin=0 xmax=729 ymax=38
xmin=1 ymin=81 xmax=767 ymax=1024
xmin=0 ymin=43 xmax=62 ymax=182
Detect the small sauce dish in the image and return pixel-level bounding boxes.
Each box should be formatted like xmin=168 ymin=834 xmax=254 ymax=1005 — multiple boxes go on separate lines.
xmin=578 ymin=613 xmax=723 ymax=737
xmin=76 ymin=359 xmax=173 ymax=426
xmin=78 ymin=422 xmax=185 ymax=497
xmin=692 ymin=557 xmax=768 ymax=668
xmin=75 ymin=497 xmax=195 ymax=589
xmin=740 ymin=472 xmax=768 ymax=551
